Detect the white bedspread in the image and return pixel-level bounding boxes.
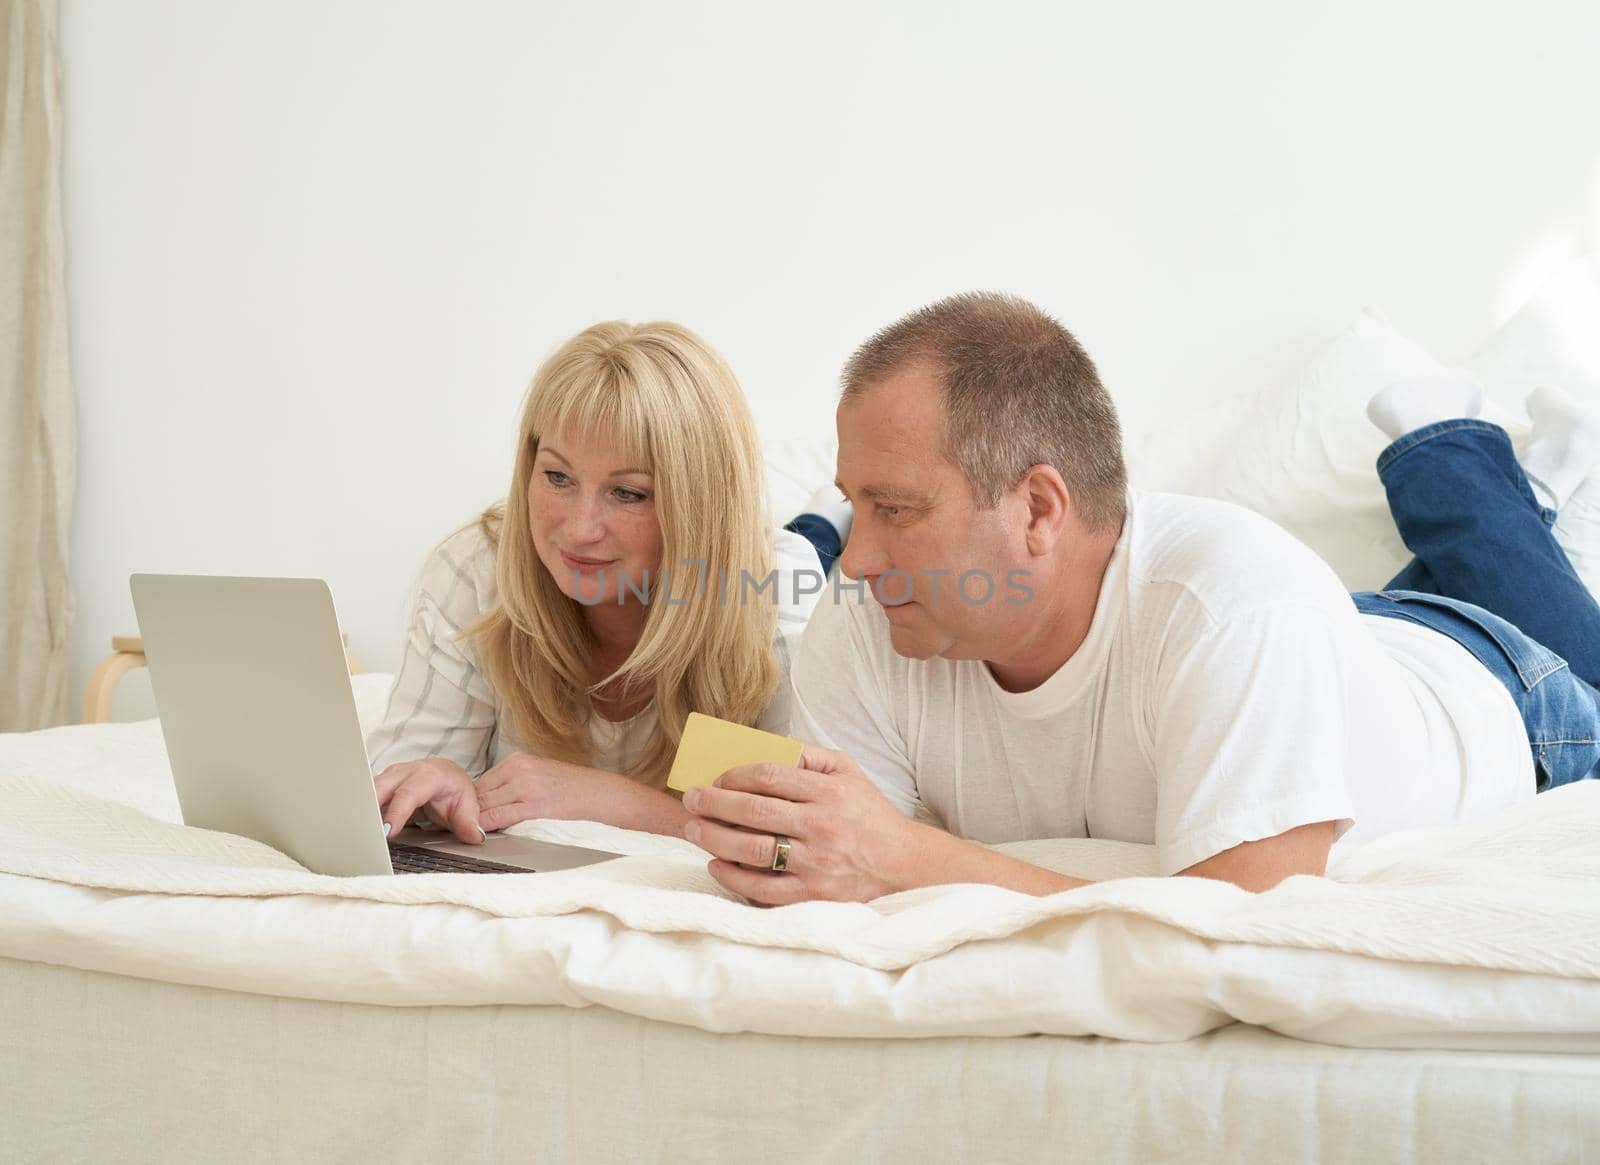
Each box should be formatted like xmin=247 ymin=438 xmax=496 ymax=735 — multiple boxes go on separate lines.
xmin=2 ymin=675 xmax=1597 ymax=1051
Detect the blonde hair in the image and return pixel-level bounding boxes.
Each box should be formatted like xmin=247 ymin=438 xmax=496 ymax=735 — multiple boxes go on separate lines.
xmin=465 ymin=321 xmax=779 ymax=785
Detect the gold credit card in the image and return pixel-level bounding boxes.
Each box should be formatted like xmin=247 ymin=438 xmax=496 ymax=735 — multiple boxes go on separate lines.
xmin=666 ymin=711 xmax=804 ymax=793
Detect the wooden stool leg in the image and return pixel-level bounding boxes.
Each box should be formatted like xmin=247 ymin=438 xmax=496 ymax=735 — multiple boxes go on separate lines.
xmin=81 ymin=651 xmax=146 ymax=724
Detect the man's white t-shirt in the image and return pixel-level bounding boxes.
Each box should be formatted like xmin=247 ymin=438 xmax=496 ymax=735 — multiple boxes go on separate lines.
xmin=790 ymin=490 xmax=1535 ymax=874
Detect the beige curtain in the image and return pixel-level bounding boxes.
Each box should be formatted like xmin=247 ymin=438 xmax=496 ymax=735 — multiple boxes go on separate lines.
xmin=1 ymin=0 xmax=76 ymax=731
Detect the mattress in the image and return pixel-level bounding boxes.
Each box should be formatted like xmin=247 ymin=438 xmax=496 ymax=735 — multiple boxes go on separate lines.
xmin=3 ymin=955 xmax=1596 ymax=1163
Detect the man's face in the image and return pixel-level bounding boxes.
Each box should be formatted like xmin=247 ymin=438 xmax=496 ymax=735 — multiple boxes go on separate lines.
xmin=834 ymin=362 xmax=1032 ymax=661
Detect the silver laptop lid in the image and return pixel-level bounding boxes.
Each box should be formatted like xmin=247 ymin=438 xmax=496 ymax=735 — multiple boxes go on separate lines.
xmin=130 ymin=574 xmax=393 ymax=877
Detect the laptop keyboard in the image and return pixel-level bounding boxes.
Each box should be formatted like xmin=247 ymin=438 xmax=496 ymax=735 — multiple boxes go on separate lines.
xmin=388 ymin=843 xmax=530 ymax=875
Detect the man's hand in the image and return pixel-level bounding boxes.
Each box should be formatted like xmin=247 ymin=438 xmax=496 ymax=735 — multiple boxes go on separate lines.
xmin=682 ymin=744 xmax=923 ymax=904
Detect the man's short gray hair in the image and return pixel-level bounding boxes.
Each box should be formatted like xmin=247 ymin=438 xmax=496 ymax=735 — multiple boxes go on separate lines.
xmin=841 ymin=291 xmax=1127 ymax=532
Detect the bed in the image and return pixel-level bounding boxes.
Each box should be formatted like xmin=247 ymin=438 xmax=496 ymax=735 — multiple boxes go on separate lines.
xmin=9 ymin=287 xmax=1600 ymax=1160
xmin=3 ymin=674 xmax=1599 ymax=1160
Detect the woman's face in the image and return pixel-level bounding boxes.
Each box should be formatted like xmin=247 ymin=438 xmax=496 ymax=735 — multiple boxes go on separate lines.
xmin=528 ymin=429 xmax=664 ymax=610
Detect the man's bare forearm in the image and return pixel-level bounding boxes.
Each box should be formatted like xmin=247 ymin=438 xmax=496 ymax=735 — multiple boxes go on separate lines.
xmin=893 ymin=821 xmax=1091 ymax=896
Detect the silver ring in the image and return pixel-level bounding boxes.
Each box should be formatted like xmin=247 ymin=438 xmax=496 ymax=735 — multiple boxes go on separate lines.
xmin=769 ymin=835 xmax=791 ymax=873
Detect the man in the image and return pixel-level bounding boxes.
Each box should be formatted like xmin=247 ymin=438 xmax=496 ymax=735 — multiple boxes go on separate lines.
xmin=682 ymin=292 xmax=1600 ymax=902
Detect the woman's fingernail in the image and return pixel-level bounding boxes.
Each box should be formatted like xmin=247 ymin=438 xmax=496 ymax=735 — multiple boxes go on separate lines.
xmin=382 ymin=822 xmax=392 ymax=838
xmin=684 ymin=821 xmax=701 ymax=844
xmin=683 ymin=789 xmax=699 ymax=811
xmin=476 ymin=825 xmax=487 ymax=842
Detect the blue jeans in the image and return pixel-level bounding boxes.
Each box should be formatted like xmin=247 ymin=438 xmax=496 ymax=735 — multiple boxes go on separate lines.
xmin=784 ymin=513 xmax=843 ymax=575
xmin=1353 ymin=419 xmax=1600 ymax=791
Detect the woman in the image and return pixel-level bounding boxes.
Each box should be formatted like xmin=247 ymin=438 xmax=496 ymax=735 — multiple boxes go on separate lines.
xmin=366 ymin=321 xmax=829 ymax=842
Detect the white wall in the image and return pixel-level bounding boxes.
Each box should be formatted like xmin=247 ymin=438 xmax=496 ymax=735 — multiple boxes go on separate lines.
xmin=58 ymin=0 xmax=1600 ymax=716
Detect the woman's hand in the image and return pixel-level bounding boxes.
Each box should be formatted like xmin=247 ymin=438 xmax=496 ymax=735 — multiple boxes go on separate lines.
xmin=474 ymin=752 xmax=566 ymax=832
xmin=373 ymin=757 xmax=486 ymax=844
xmin=476 ymin=751 xmax=691 ymax=838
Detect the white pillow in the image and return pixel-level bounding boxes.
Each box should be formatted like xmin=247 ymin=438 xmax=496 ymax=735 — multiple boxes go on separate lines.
xmin=1139 ymin=273 xmax=1600 ymax=603
xmin=1126 ymin=388 xmax=1258 ymax=499
xmin=763 ymin=436 xmax=838 ymax=523
xmin=1136 ymin=309 xmax=1443 ymax=589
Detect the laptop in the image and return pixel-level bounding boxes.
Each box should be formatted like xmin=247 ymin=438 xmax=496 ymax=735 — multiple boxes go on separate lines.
xmin=129 ymin=573 xmax=621 ymax=877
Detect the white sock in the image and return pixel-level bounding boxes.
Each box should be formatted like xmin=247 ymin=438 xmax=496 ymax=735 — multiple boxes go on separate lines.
xmin=801 ymin=484 xmax=853 ymax=541
xmin=1521 ymin=386 xmax=1600 ymax=511
xmin=1366 ymin=370 xmax=1484 ymax=441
